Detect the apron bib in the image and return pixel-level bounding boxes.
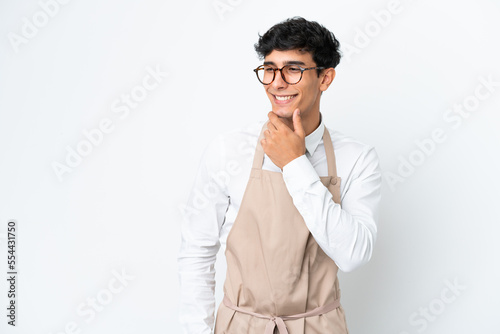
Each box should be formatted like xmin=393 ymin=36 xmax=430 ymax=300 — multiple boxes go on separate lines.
xmin=215 ymin=120 xmax=349 ymax=334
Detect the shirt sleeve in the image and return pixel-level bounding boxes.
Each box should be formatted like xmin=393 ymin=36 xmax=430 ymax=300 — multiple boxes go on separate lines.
xmin=282 ymin=146 xmax=382 ymax=272
xmin=177 ymin=134 xmax=230 ymax=334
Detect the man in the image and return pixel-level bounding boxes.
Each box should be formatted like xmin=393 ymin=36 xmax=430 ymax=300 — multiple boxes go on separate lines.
xmin=178 ymin=17 xmax=382 ymax=333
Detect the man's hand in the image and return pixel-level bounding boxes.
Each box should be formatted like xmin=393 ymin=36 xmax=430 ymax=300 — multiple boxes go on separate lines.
xmin=261 ymin=109 xmax=306 ymax=170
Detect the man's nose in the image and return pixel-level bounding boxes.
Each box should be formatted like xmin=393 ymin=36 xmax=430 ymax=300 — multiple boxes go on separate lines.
xmin=271 ymin=69 xmax=288 ymax=89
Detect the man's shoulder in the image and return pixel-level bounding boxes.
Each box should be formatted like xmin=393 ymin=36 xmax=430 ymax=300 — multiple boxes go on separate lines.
xmin=325 ymin=126 xmax=379 ymax=168
xmin=326 ymin=126 xmax=375 ymax=153
xmin=202 ymin=120 xmax=264 ymax=162
xmin=223 ymin=119 xmax=266 ymax=138
xmin=212 ymin=119 xmax=265 ymax=147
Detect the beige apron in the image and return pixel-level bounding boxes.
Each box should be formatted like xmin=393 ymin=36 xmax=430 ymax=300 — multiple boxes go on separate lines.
xmin=214 ymin=120 xmax=349 ymax=334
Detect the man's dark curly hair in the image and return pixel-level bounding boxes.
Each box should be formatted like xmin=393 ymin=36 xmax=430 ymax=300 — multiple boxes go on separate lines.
xmin=254 ymin=17 xmax=342 ymax=77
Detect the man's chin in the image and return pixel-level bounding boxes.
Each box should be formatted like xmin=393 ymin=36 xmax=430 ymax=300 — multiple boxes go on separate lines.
xmin=271 ymin=108 xmax=294 ymax=119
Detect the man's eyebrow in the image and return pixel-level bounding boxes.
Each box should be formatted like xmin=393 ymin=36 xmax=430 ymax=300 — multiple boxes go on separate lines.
xmin=263 ymin=60 xmax=306 ymax=66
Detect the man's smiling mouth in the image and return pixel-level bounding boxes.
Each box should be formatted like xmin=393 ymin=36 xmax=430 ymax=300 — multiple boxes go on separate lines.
xmin=273 ymin=94 xmax=298 ymax=103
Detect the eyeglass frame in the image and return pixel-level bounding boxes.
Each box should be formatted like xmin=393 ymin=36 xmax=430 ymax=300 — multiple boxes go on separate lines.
xmin=253 ymin=64 xmax=326 ymax=85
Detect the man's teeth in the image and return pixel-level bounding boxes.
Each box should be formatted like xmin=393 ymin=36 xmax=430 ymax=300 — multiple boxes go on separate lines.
xmin=275 ymin=95 xmax=296 ymax=101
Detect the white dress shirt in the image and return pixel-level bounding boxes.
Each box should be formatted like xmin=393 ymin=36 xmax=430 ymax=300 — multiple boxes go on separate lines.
xmin=177 ymin=112 xmax=382 ymax=334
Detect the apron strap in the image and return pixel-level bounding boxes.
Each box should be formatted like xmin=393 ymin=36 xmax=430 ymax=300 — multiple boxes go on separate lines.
xmin=322 ymin=126 xmax=338 ymax=179
xmin=223 ymin=294 xmax=341 ymax=334
xmin=252 ymin=121 xmax=268 ymax=170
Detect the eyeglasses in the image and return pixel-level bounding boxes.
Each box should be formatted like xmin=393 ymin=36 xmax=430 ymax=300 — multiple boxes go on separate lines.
xmin=253 ymin=64 xmax=325 ymax=85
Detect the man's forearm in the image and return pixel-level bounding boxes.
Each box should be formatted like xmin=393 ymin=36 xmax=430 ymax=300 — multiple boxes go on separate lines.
xmin=178 ymin=248 xmax=218 ymax=333
xmin=282 ymin=146 xmax=382 ymax=272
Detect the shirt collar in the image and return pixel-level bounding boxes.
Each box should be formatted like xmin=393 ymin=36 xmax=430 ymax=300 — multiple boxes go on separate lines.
xmin=305 ymin=112 xmax=325 ymax=156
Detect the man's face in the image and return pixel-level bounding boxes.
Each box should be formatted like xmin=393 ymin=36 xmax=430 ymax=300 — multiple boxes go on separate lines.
xmin=262 ymin=49 xmax=324 ymax=119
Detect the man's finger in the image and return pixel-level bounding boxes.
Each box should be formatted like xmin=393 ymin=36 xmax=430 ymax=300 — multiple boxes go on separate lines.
xmin=292 ymin=108 xmax=305 ymax=138
xmin=267 ymin=111 xmax=287 ymax=131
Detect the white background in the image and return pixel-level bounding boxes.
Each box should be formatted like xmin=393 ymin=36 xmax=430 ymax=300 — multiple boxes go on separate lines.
xmin=1 ymin=0 xmax=499 ymax=333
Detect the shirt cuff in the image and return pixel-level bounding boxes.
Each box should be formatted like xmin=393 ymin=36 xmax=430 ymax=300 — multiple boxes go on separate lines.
xmin=282 ymin=154 xmax=320 ymax=196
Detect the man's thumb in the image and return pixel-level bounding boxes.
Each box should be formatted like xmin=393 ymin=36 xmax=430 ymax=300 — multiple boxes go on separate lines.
xmin=293 ymin=108 xmax=304 ymax=137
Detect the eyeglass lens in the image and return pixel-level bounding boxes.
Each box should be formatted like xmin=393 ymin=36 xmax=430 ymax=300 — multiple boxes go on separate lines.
xmin=257 ymin=65 xmax=302 ymax=84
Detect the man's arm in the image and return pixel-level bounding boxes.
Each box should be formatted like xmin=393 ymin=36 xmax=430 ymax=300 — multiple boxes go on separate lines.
xmin=177 ymin=134 xmax=229 ymax=333
xmin=282 ymin=145 xmax=382 ymax=272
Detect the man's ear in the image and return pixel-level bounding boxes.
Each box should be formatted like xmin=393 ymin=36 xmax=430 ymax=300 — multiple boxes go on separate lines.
xmin=319 ymin=68 xmax=336 ymax=92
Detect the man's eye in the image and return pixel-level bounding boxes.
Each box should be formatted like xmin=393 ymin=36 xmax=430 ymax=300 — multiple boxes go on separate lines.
xmin=288 ymin=67 xmax=301 ymax=72
xmin=264 ymin=68 xmax=275 ymax=72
